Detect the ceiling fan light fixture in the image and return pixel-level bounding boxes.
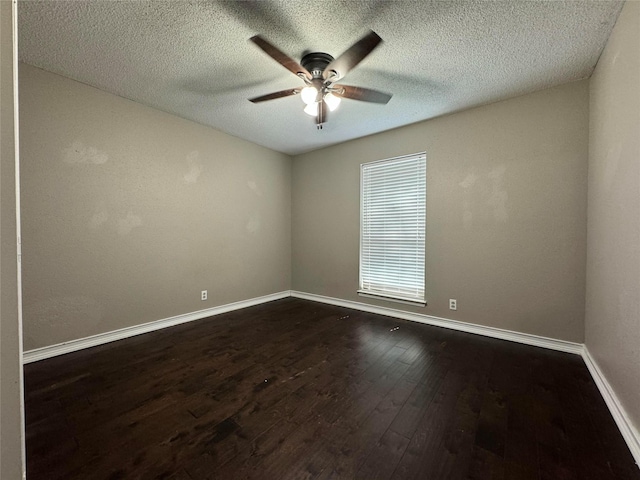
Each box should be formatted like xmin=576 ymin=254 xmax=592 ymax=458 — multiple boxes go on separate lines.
xmin=300 ymin=86 xmax=318 ymax=105
xmin=304 ymin=102 xmax=319 ymax=116
xmin=324 ymin=92 xmax=341 ymax=111
xmin=248 ymin=31 xmax=391 ymax=127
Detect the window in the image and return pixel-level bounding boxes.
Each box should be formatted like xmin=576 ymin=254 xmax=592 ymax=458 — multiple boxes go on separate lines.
xmin=359 ymin=152 xmax=426 ymax=305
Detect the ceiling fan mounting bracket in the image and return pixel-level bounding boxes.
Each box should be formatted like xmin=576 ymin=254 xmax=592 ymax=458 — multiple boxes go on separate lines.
xmin=301 ymin=52 xmax=335 ymax=79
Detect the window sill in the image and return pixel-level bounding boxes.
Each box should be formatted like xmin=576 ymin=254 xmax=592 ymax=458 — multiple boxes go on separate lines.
xmin=357 ymin=291 xmax=427 ymax=307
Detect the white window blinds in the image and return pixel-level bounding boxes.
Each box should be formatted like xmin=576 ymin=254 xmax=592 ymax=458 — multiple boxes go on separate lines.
xmin=359 ymin=153 xmax=426 ymax=305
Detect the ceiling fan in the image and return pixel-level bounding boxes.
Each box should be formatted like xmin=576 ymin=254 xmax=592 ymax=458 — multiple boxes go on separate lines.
xmin=249 ymin=30 xmax=392 ymax=130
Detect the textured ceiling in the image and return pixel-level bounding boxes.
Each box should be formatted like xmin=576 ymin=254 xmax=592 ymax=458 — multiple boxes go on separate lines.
xmin=18 ymin=0 xmax=623 ymax=155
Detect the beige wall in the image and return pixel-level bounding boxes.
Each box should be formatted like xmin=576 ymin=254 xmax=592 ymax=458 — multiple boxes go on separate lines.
xmin=19 ymin=64 xmax=291 ymax=351
xmin=1 ymin=1 xmax=24 ymax=478
xmin=586 ymin=1 xmax=640 ymax=435
xmin=293 ymin=80 xmax=589 ymax=342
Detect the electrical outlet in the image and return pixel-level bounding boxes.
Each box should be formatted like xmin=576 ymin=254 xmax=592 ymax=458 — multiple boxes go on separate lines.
xmin=201 ymin=290 xmax=208 ymax=301
xmin=449 ymin=299 xmax=457 ymax=310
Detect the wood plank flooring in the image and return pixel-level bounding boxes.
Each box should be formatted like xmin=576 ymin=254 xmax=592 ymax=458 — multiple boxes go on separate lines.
xmin=24 ymin=298 xmax=639 ymax=479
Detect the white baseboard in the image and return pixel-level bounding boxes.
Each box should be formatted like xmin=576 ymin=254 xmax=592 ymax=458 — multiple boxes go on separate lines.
xmin=291 ymin=290 xmax=583 ymax=355
xmin=582 ymin=346 xmax=640 ymax=467
xmin=291 ymin=290 xmax=640 ymax=468
xmin=21 ymin=288 xmax=639 ymax=468
xmin=22 ymin=291 xmax=291 ymax=364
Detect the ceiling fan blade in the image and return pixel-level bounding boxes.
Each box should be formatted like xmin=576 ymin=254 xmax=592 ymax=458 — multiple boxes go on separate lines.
xmin=250 ymin=35 xmax=311 ymax=80
xmin=316 ymin=100 xmax=327 ymax=129
xmin=323 ymin=30 xmax=382 ymax=81
xmin=333 ymin=85 xmax=392 ymax=104
xmin=249 ymin=88 xmax=300 ymax=103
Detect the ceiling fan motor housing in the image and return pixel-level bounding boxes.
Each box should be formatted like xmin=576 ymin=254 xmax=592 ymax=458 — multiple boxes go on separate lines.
xmin=301 ymin=52 xmax=335 ymax=79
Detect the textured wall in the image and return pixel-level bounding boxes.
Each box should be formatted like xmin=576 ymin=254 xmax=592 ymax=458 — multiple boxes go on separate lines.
xmin=1 ymin=1 xmax=24 ymax=478
xmin=292 ymin=80 xmax=589 ymax=342
xmin=586 ymin=1 xmax=640 ymax=436
xmin=19 ymin=64 xmax=291 ymax=351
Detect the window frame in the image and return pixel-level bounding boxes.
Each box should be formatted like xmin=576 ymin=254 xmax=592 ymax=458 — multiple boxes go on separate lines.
xmin=358 ymin=152 xmax=427 ymax=307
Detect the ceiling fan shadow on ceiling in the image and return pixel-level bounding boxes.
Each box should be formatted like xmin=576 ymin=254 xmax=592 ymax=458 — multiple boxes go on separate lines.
xmin=248 ymin=30 xmax=392 ymax=130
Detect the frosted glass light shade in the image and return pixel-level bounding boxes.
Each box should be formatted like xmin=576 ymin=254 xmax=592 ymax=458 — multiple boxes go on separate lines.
xmin=300 ymin=86 xmax=318 ymax=105
xmin=304 ymin=102 xmax=318 ymax=116
xmin=324 ymin=92 xmax=341 ymax=111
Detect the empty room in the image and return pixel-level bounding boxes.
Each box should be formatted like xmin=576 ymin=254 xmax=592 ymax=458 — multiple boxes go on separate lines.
xmin=1 ymin=0 xmax=639 ymax=479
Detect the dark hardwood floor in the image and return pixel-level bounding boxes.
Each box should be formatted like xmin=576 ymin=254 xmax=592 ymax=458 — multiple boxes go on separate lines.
xmin=24 ymin=298 xmax=639 ymax=480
